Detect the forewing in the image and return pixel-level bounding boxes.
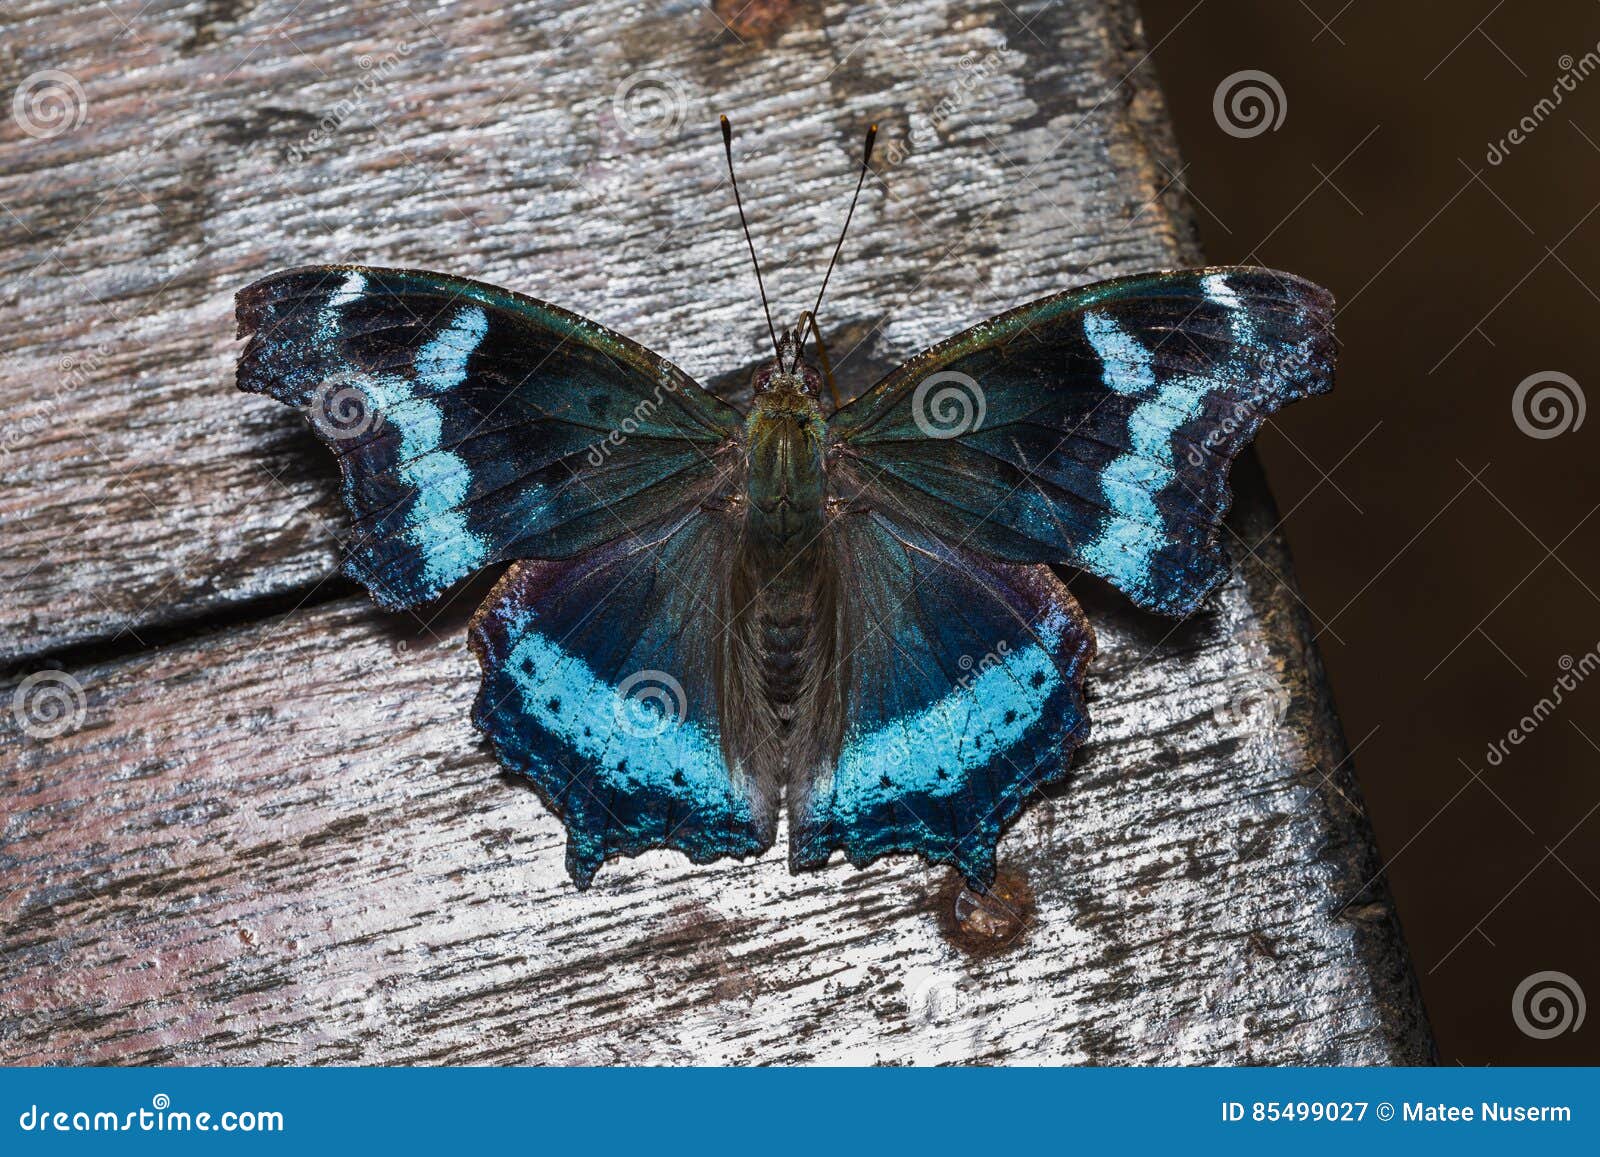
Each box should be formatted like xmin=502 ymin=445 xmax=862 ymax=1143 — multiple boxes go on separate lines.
xmin=828 ymin=267 xmax=1335 ymax=617
xmin=790 ymin=511 xmax=1095 ymax=886
xmin=237 ymin=265 xmax=741 ymax=608
xmin=469 ymin=505 xmax=774 ymax=887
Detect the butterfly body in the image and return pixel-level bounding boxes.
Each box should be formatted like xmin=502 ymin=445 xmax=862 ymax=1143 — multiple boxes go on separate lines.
xmin=236 ymin=260 xmax=1334 ymax=889
xmin=730 ymin=346 xmax=842 ymax=789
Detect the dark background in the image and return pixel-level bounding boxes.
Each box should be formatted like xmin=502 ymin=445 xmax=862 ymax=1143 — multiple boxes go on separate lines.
xmin=1139 ymin=0 xmax=1599 ymax=1063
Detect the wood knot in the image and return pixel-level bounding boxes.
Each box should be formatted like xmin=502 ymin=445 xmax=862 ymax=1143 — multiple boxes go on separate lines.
xmin=938 ymin=867 xmax=1034 ymax=956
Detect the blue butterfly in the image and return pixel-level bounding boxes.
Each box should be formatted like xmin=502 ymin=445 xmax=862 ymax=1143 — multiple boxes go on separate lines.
xmin=235 ymin=122 xmax=1334 ymax=888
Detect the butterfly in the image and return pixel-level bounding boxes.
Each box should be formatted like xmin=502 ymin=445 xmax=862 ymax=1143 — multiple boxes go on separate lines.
xmin=235 ymin=118 xmax=1335 ymax=889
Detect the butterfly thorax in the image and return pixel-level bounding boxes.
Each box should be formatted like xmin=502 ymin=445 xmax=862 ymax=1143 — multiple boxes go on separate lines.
xmin=743 ymin=367 xmax=827 ymax=555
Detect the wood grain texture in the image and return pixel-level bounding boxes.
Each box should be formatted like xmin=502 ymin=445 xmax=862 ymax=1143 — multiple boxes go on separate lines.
xmin=0 ymin=0 xmax=1433 ymax=1063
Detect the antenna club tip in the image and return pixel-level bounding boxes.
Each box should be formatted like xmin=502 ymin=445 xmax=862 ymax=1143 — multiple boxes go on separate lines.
xmin=863 ymin=123 xmax=878 ymax=163
xmin=720 ymin=114 xmax=732 ymax=143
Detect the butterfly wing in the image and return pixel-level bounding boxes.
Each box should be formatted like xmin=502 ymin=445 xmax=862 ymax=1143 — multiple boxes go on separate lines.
xmin=790 ymin=512 xmax=1094 ymax=886
xmin=236 ymin=265 xmax=741 ymax=608
xmin=469 ymin=500 xmax=776 ymax=887
xmin=827 ymin=267 xmax=1335 ymax=617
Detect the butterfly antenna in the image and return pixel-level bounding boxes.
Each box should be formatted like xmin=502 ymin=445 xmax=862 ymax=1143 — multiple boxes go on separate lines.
xmin=798 ymin=309 xmax=842 ymax=413
xmin=792 ymin=122 xmax=877 ymax=373
xmin=720 ymin=115 xmax=782 ymax=363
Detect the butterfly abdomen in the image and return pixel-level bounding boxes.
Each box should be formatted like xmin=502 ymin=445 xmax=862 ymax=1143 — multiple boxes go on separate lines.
xmin=724 ymin=548 xmax=842 ymax=783
xmin=752 ymin=553 xmax=824 ymax=715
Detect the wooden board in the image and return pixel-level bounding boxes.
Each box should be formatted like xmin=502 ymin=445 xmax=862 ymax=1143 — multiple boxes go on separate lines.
xmin=0 ymin=0 xmax=1434 ymax=1063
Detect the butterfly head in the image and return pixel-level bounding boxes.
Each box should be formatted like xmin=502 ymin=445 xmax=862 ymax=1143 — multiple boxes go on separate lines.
xmin=751 ymin=328 xmax=823 ymax=400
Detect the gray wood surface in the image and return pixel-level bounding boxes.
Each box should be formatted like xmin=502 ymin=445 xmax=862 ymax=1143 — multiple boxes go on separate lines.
xmin=0 ymin=0 xmax=1433 ymax=1063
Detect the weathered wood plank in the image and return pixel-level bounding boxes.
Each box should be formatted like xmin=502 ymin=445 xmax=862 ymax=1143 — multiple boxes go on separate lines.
xmin=0 ymin=0 xmax=1433 ymax=1064
xmin=2 ymin=0 xmax=1191 ymax=662
xmin=0 ymin=469 xmax=1431 ymax=1064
